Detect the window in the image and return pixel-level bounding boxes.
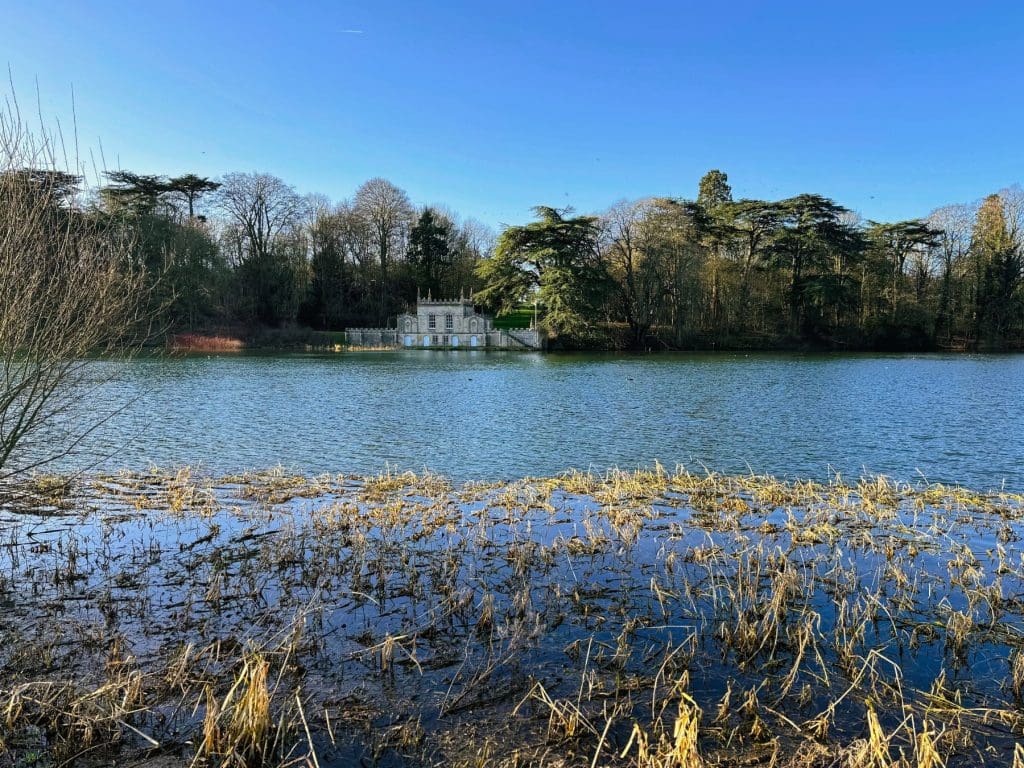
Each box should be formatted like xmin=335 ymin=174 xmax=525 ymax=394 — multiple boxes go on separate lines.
xmin=428 ymin=314 xmax=436 ymax=329
xmin=445 ymin=314 xmax=453 ymax=330
xmin=433 ymin=335 xmax=440 ymax=345
xmin=443 ymin=335 xmax=449 ymax=346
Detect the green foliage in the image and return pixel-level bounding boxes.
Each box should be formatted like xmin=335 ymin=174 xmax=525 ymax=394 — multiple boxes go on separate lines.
xmin=17 ymin=160 xmax=1021 ymax=351
xmin=168 ymin=173 xmax=221 ymax=219
xmin=973 ymin=194 xmax=1022 ymax=345
xmin=766 ymin=194 xmax=865 ymax=334
xmin=468 ymin=182 xmax=1024 ymax=350
xmin=697 ymin=169 xmax=733 ymax=211
xmin=493 ymin=307 xmax=534 ymax=329
xmin=476 ymin=206 xmax=611 ymax=338
xmin=407 ymin=208 xmax=453 ymax=297
xmin=474 ymin=249 xmax=536 ymax=314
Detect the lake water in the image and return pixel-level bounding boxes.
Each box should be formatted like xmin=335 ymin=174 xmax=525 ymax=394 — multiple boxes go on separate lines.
xmin=60 ymin=351 xmax=1024 ymax=489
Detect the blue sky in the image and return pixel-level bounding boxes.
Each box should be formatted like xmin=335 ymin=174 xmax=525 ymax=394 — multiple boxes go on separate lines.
xmin=4 ymin=0 xmax=1022 ymax=228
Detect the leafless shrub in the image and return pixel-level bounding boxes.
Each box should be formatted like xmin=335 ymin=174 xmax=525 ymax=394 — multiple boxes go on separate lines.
xmin=0 ymin=94 xmax=149 ymax=478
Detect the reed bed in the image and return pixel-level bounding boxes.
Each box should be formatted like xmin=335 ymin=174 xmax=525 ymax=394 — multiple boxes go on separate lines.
xmin=169 ymin=334 xmax=246 ymax=353
xmin=1 ymin=466 xmax=1023 ymax=766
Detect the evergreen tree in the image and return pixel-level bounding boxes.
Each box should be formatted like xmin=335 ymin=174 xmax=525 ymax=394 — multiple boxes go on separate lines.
xmin=476 ymin=206 xmax=610 ymax=339
xmin=868 ymin=220 xmax=941 ymax=304
xmin=101 ymin=171 xmax=172 ymax=216
xmin=407 ymin=208 xmax=453 ymax=297
xmin=973 ymin=194 xmax=1022 ymax=345
xmin=770 ymin=195 xmax=865 ymax=336
xmin=697 ymin=170 xmax=733 ymax=211
xmin=167 ymin=174 xmax=221 ymax=219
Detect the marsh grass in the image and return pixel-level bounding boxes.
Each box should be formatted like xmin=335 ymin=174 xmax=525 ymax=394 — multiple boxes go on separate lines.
xmin=1 ymin=467 xmax=1023 ymax=766
xmin=169 ymin=335 xmax=245 ymax=353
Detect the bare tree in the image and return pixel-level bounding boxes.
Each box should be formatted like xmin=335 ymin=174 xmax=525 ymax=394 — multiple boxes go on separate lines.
xmin=353 ymin=178 xmax=413 ymax=321
xmin=998 ymin=185 xmax=1024 ymax=245
xmin=0 ymin=105 xmax=148 ymax=479
xmin=335 ymin=200 xmax=375 ymax=270
xmin=927 ymin=203 xmax=976 ymax=341
xmin=459 ymin=217 xmax=496 ymax=261
xmin=602 ymin=199 xmax=690 ymax=347
xmin=214 ymin=172 xmax=305 ymax=264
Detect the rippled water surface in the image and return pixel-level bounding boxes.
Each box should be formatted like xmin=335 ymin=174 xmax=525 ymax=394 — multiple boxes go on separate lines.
xmin=64 ymin=351 xmax=1024 ymax=488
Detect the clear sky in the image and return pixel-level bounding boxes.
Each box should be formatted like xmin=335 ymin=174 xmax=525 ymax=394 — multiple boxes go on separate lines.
xmin=4 ymin=0 xmax=1022 ymax=228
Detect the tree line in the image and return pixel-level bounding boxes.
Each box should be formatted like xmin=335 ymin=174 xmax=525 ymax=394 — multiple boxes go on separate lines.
xmin=71 ymin=170 xmax=492 ymax=335
xmin=480 ymin=171 xmax=1023 ymax=350
xmin=5 ymin=164 xmax=1022 ymax=351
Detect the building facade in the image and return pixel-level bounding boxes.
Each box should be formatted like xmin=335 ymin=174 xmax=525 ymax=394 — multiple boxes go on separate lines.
xmin=345 ymin=297 xmax=544 ymax=350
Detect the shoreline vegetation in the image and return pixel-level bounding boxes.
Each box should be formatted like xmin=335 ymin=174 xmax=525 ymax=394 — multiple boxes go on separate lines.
xmin=120 ymin=171 xmax=1016 ymax=355
xmin=165 ymin=328 xmax=1023 ymax=355
xmin=6 ymin=154 xmax=1023 ymax=356
xmin=2 ymin=466 xmax=1024 ymax=767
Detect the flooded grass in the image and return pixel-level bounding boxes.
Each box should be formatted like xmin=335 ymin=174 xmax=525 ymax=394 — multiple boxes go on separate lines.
xmin=1 ymin=466 xmax=1023 ymax=766
xmin=169 ymin=335 xmax=246 ymax=353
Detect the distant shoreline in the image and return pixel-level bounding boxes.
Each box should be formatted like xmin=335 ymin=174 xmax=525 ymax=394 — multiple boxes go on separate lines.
xmin=163 ymin=330 xmax=1023 ymax=355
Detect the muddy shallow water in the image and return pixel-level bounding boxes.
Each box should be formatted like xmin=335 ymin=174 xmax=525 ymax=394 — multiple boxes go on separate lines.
xmin=2 ymin=468 xmax=1023 ymax=766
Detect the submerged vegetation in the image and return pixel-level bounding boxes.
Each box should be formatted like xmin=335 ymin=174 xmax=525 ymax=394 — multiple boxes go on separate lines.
xmin=2 ymin=467 xmax=1024 ymax=766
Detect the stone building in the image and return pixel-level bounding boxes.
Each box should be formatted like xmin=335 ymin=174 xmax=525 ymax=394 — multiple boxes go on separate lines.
xmin=345 ymin=296 xmax=545 ymax=350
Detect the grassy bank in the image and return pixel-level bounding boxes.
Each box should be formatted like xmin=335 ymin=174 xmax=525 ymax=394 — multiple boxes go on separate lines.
xmin=494 ymin=307 xmax=535 ymax=330
xmin=1 ymin=467 xmax=1023 ymax=766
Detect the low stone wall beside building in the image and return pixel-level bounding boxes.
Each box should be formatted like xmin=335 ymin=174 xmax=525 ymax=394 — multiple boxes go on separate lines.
xmin=504 ymin=329 xmax=543 ymax=349
xmin=344 ymin=329 xmax=399 ymax=348
xmin=345 ymin=327 xmax=544 ymax=350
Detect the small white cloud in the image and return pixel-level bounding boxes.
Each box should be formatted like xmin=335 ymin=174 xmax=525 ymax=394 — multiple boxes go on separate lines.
xmin=343 ymin=29 xmax=365 ymax=34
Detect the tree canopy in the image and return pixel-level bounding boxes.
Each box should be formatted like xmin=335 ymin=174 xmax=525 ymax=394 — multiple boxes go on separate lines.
xmin=7 ymin=158 xmax=1021 ymax=352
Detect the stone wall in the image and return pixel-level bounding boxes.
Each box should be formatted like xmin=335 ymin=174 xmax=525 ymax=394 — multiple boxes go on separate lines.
xmin=504 ymin=329 xmax=544 ymax=349
xmin=345 ymin=327 xmax=545 ymax=350
xmin=345 ymin=329 xmax=400 ymax=348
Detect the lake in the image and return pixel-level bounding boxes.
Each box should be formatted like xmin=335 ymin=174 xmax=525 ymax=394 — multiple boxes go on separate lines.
xmin=57 ymin=351 xmax=1024 ymax=489
xmin=9 ymin=353 xmax=1024 ymax=766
